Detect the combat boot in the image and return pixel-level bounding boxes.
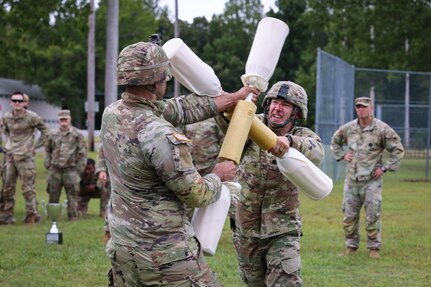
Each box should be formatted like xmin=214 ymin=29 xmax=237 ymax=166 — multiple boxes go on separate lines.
xmin=339 ymin=247 xmax=357 ymax=256
xmin=368 ymin=249 xmax=380 ymax=258
xmin=23 ymin=214 xmax=41 ymax=224
xmin=0 ymin=215 xmax=16 ymax=225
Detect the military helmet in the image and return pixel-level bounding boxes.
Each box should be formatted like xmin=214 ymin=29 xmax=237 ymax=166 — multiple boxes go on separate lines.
xmin=117 ymin=42 xmax=172 ymax=86
xmin=262 ymin=81 xmax=308 ymax=120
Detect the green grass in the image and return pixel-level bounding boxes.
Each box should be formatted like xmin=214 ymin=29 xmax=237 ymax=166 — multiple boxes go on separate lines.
xmin=0 ymin=154 xmax=430 ymax=286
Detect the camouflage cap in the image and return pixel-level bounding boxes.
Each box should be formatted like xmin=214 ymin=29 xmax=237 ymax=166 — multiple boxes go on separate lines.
xmin=117 ymin=42 xmax=172 ymax=86
xmin=262 ymin=81 xmax=308 ymax=120
xmin=355 ymin=97 xmax=372 ymax=107
xmin=58 ymin=109 xmax=71 ymax=119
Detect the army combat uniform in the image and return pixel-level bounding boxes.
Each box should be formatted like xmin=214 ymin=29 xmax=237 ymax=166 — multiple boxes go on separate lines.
xmin=185 ymin=118 xmax=224 ymax=175
xmin=45 ymin=121 xmax=87 ymax=220
xmin=331 ymin=115 xmax=404 ymax=251
xmin=0 ymin=109 xmax=50 ymax=224
xmin=217 ymin=81 xmax=324 ymax=287
xmin=78 ymin=155 xmax=110 ymax=218
xmin=102 ymin=91 xmax=224 ymax=287
xmin=233 ymin=115 xmax=323 ymax=287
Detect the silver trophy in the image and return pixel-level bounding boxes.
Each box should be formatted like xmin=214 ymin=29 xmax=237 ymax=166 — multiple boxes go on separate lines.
xmin=41 ymin=200 xmax=67 ymax=244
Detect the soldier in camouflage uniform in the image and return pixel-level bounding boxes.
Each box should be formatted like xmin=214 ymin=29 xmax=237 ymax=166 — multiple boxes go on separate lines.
xmin=45 ymin=110 xmax=87 ymax=220
xmin=184 ymin=118 xmax=225 ymax=220
xmin=95 ymin=145 xmax=112 ymax=242
xmin=77 ymin=158 xmax=110 ymax=217
xmin=101 ymin=41 xmax=259 ymax=287
xmin=0 ymin=91 xmax=50 ymax=225
xmin=185 ymin=118 xmax=224 ymax=175
xmin=331 ymin=97 xmax=404 ymax=258
xmin=218 ymin=81 xmax=324 ymax=287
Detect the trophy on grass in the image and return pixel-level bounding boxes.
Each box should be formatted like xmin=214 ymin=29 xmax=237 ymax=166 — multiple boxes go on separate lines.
xmin=41 ymin=200 xmax=67 ymax=244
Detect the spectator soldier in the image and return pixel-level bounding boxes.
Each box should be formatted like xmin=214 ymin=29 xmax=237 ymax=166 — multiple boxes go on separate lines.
xmin=0 ymin=91 xmax=50 ymax=225
xmin=45 ymin=110 xmax=87 ymax=221
xmin=330 ymin=97 xmax=404 ymax=258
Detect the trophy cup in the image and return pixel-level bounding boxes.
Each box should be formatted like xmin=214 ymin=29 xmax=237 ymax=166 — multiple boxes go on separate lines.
xmin=42 ymin=200 xmax=67 ymax=244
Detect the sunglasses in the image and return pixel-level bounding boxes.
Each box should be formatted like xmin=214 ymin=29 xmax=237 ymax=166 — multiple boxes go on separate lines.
xmin=11 ymin=99 xmax=24 ymax=103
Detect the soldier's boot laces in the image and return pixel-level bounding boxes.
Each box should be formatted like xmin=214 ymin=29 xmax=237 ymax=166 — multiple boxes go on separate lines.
xmin=339 ymin=247 xmax=357 ymax=256
xmin=368 ymin=249 xmax=380 ymax=259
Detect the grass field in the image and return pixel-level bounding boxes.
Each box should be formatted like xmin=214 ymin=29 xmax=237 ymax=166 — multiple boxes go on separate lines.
xmin=0 ymin=153 xmax=430 ymax=286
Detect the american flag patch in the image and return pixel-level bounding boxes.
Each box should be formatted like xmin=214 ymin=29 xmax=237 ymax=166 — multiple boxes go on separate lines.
xmin=172 ymin=132 xmax=190 ymax=142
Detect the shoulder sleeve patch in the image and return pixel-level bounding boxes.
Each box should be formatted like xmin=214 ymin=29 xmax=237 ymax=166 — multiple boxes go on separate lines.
xmin=172 ymin=132 xmax=190 ymax=143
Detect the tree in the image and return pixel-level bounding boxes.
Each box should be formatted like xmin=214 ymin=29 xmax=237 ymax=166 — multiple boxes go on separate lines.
xmin=201 ymin=0 xmax=264 ymax=92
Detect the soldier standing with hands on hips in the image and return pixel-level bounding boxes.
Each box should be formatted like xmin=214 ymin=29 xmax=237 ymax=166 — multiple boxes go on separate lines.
xmin=0 ymin=91 xmax=50 ymax=225
xmin=331 ymin=97 xmax=404 ymax=258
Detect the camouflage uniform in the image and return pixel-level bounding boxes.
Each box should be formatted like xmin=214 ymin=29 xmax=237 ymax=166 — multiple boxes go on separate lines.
xmin=331 ymin=110 xmax=404 ymax=251
xmin=45 ymin=114 xmax=87 ymax=220
xmin=96 ymin=146 xmax=111 ymax=218
xmin=0 ymin=109 xmax=50 ymax=224
xmin=103 ymin=42 xmax=224 ymax=287
xmin=221 ymin=81 xmax=324 ymax=287
xmin=78 ymin=155 xmax=110 ymax=217
xmin=95 ymin=146 xmax=112 ymax=237
xmin=184 ymin=118 xmax=224 ymax=220
xmin=185 ymin=118 xmax=224 ymax=175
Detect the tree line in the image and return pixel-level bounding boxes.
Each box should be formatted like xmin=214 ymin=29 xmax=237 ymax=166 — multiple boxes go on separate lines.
xmin=0 ymin=0 xmax=430 ymax=128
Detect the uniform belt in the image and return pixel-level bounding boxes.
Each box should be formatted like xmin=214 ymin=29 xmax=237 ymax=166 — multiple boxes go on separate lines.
xmin=52 ymin=166 xmax=76 ymax=171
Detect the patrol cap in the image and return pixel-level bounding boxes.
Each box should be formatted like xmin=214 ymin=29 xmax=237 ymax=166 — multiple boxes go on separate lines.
xmin=58 ymin=109 xmax=71 ymax=119
xmin=355 ymin=97 xmax=372 ymax=107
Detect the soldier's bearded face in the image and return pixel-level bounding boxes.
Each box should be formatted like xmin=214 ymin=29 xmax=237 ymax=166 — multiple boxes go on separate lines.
xmin=268 ymin=99 xmax=294 ymax=126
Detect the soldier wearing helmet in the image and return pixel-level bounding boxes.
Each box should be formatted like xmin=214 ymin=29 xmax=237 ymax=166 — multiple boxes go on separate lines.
xmin=219 ymin=81 xmax=324 ymax=286
xmin=101 ymin=41 xmax=258 ymax=286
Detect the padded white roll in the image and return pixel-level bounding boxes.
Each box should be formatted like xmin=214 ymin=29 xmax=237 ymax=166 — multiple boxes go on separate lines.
xmin=245 ymin=17 xmax=289 ymax=81
xmin=191 ymin=182 xmax=236 ymax=256
xmin=276 ymin=148 xmax=333 ymax=200
xmin=163 ymin=38 xmax=222 ymax=97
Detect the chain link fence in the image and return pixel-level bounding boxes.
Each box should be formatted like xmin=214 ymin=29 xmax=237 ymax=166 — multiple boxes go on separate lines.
xmin=315 ymin=48 xmax=431 ymax=181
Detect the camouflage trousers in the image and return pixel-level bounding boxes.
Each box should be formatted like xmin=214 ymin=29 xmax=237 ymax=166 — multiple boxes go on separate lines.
xmin=47 ymin=168 xmax=80 ymax=220
xmin=0 ymin=154 xmax=6 ymax=211
xmin=77 ymin=181 xmax=110 ymax=217
xmin=233 ymin=232 xmax=302 ymax=287
xmin=105 ymin=237 xmax=221 ymax=287
xmin=342 ymin=176 xmax=382 ymax=250
xmin=1 ymin=155 xmax=38 ymax=219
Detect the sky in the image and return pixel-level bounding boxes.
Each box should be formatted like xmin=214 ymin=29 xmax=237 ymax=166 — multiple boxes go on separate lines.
xmin=158 ymin=0 xmax=278 ymax=23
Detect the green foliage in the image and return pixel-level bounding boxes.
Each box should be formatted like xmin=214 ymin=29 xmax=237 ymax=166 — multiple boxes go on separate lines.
xmin=0 ymin=153 xmax=430 ymax=286
xmin=0 ymin=0 xmax=430 ymax=129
